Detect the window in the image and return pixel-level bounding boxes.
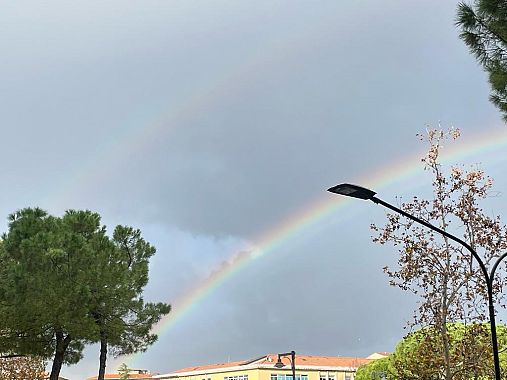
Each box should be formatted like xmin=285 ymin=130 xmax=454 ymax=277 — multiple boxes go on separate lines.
xmin=225 ymin=375 xmax=248 ymax=380
xmin=344 ymin=374 xmax=352 ymax=380
xmin=271 ymin=374 xmax=307 ymax=380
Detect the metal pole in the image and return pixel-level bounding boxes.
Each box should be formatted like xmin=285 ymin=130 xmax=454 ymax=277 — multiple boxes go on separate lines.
xmin=276 ymin=351 xmax=296 ymax=380
xmin=290 ymin=351 xmax=296 ymax=380
xmin=371 ymin=196 xmax=501 ymax=380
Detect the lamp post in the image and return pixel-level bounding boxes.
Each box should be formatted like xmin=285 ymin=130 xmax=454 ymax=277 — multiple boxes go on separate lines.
xmin=274 ymin=351 xmax=296 ymax=380
xmin=327 ymin=183 xmax=507 ymax=380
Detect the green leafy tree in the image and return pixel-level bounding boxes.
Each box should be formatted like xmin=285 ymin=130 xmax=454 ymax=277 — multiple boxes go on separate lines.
xmin=91 ymin=225 xmax=170 ymax=380
xmin=357 ymin=323 xmax=507 ymax=380
xmin=355 ymin=357 xmax=394 ymax=380
xmin=0 ymin=209 xmax=103 ymax=380
xmin=118 ymin=363 xmax=130 ymax=380
xmin=371 ymin=129 xmax=507 ymax=379
xmin=456 ymin=0 xmax=507 ymax=121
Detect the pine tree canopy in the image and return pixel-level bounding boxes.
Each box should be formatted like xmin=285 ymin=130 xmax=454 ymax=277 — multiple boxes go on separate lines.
xmin=457 ymin=0 xmax=507 ymax=121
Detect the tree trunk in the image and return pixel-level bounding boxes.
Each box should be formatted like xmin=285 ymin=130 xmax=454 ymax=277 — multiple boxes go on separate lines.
xmin=440 ymin=269 xmax=452 ymax=380
xmin=50 ymin=330 xmax=71 ymax=380
xmin=440 ymin=318 xmax=452 ymax=380
xmin=97 ymin=329 xmax=108 ymax=380
xmin=437 ymin=183 xmax=452 ymax=380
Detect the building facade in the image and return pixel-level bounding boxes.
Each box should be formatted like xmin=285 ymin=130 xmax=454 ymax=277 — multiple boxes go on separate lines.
xmin=154 ymin=354 xmax=374 ymax=380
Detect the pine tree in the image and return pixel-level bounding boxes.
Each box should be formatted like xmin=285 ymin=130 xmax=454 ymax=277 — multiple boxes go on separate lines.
xmin=91 ymin=225 xmax=170 ymax=380
xmin=457 ymin=0 xmax=507 ymax=121
xmin=0 ymin=209 xmax=170 ymax=380
xmin=0 ymin=209 xmax=102 ymax=380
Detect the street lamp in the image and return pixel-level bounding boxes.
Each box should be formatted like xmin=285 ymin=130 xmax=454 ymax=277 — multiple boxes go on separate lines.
xmin=274 ymin=351 xmax=296 ymax=380
xmin=327 ymin=183 xmax=507 ymax=380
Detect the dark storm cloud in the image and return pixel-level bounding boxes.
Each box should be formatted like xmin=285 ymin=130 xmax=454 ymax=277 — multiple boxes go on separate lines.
xmin=37 ymin=0 xmax=497 ymax=239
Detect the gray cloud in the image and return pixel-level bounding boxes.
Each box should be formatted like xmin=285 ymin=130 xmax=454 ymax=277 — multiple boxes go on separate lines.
xmin=18 ymin=0 xmax=493 ymax=239
xmin=1 ymin=1 xmax=505 ymax=379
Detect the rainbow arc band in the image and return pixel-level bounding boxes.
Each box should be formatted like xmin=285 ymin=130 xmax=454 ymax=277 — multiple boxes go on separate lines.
xmin=328 ymin=183 xmax=506 ymax=380
xmin=120 ymin=127 xmax=507 ymax=370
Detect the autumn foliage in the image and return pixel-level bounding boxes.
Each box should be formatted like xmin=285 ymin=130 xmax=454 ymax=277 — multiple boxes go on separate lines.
xmin=0 ymin=356 xmax=45 ymax=380
xmin=371 ymin=128 xmax=507 ymax=379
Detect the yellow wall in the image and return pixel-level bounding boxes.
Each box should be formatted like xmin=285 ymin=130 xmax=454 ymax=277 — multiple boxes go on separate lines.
xmin=168 ymin=367 xmax=355 ymax=380
xmin=257 ymin=367 xmax=354 ymax=380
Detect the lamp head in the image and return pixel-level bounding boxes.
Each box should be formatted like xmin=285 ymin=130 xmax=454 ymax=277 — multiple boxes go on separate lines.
xmin=274 ymin=356 xmax=285 ymax=368
xmin=327 ymin=183 xmax=376 ymax=200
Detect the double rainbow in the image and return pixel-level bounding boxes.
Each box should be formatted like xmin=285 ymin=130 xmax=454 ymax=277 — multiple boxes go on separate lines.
xmin=122 ymin=126 xmax=507 ymax=368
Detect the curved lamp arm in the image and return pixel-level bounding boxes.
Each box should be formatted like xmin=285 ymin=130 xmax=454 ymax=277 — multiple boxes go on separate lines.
xmin=491 ymin=251 xmax=507 ymax=281
xmin=327 ymin=183 xmax=502 ymax=380
xmin=274 ymin=351 xmax=296 ymax=380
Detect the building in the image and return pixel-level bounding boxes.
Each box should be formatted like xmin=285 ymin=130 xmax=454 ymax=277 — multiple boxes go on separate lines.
xmin=154 ymin=353 xmax=374 ymax=380
xmin=365 ymin=353 xmax=390 ymax=360
xmin=86 ymin=369 xmax=158 ymax=380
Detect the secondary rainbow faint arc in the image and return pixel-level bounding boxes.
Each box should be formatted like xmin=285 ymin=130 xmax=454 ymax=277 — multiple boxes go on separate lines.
xmin=50 ymin=13 xmax=351 ymax=207
xmin=123 ymin=126 xmax=507 ymax=367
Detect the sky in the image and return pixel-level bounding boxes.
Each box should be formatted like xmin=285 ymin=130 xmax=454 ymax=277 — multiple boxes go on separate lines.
xmin=1 ymin=1 xmax=507 ymax=379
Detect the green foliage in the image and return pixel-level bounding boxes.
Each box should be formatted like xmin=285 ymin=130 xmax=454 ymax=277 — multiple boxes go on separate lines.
xmin=355 ymin=357 xmax=395 ymax=380
xmin=118 ymin=363 xmax=130 ymax=380
xmin=357 ymin=323 xmax=507 ymax=380
xmin=456 ymin=0 xmax=507 ymax=121
xmin=0 ymin=209 xmax=100 ymax=365
xmin=372 ymin=129 xmax=507 ymax=379
xmin=89 ymin=225 xmax=170 ymax=380
xmin=0 ymin=208 xmax=170 ymax=380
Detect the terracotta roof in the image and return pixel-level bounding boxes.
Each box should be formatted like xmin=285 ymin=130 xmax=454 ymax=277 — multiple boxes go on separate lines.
xmin=259 ymin=354 xmax=371 ymax=368
xmin=165 ymin=354 xmax=371 ymax=376
xmin=172 ymin=360 xmax=246 ymax=374
xmin=86 ymin=373 xmax=158 ymax=380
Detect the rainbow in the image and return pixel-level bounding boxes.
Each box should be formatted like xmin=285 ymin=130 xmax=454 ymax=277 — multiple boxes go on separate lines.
xmin=120 ymin=126 xmax=507 ymax=368
xmin=51 ymin=15 xmax=348 ymax=205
